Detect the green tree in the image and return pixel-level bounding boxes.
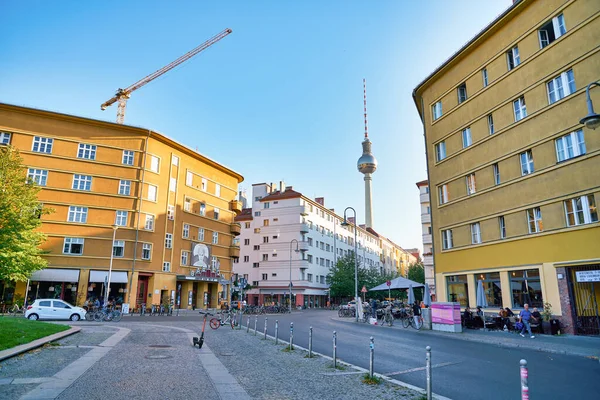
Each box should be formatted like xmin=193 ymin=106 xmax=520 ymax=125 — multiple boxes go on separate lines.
xmin=327 ymin=254 xmax=362 ymax=298
xmin=407 ymin=263 xmax=425 ymax=284
xmin=0 ymin=146 xmax=51 ymax=282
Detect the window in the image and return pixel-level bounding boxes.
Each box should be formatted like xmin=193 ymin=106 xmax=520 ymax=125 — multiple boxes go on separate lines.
xmin=428 ymin=226 xmax=433 ymax=234
xmin=72 ymin=174 xmax=92 ymax=191
xmin=442 ymin=229 xmax=453 ymax=250
xmin=432 ymin=101 xmax=442 ymax=121
xmin=556 ymin=130 xmax=585 ymax=162
xmin=262 ymin=274 xmax=268 ymax=280
xmin=0 ymin=132 xmax=11 ymax=144
xmin=142 ymin=243 xmax=152 ymax=260
xmin=181 ymin=251 xmax=189 ymax=266
xmin=487 ymin=114 xmax=494 ymax=135
xmin=435 ymin=142 xmax=446 ymax=162
xmin=171 ymin=155 xmax=179 ymax=166
xmin=122 ymin=150 xmax=134 ymax=165
xmin=253 ymin=245 xmax=260 ymax=250
xmin=212 ymin=231 xmax=218 ymax=244
xmin=113 ymin=240 xmax=125 ymax=257
xmin=470 ymin=222 xmax=481 ymax=244
xmin=478 ymin=272 xmax=502 ymax=307
xmin=211 ymin=256 xmax=218 ymax=270
xmin=183 ymin=224 xmax=190 ymax=238
xmin=252 ymin=281 xmax=259 ymax=287
xmin=215 ymin=184 xmax=221 ymax=197
xmin=482 ymin=68 xmax=488 ymax=87
xmin=263 ymin=202 xmax=270 ymax=209
xmin=520 ymin=150 xmax=534 ymax=176
xmin=76 ymin=143 xmax=97 ymax=160
xmin=199 ymin=228 xmax=205 ymax=241
xmin=457 ymin=83 xmax=467 ymax=103
xmin=243 ymin=256 xmax=249 ymax=262
xmin=466 ymin=174 xmax=476 ymax=195
xmin=63 ymin=238 xmax=84 ymax=255
xmin=507 ymin=46 xmax=520 ymax=70
xmin=263 ymin=219 xmax=269 ymax=227
xmin=150 ymin=156 xmax=159 ymax=173
xmin=510 ymin=269 xmax=543 ymax=308
xmin=499 ymin=216 xmax=506 ymax=239
xmin=253 ymin=263 xmax=259 ymax=268
xmin=162 ymin=262 xmax=171 ymax=272
xmin=244 ymin=238 xmax=250 ymax=245
xmin=527 ymin=207 xmax=543 ymax=233
xmin=254 ymin=211 xmax=261 ymax=217
xmin=547 ymin=69 xmax=575 ymax=104
xmin=170 ymin=177 xmax=177 ymax=192
xmin=513 ymin=97 xmax=527 ymax=121
xmin=493 ymin=163 xmax=500 ymax=185
xmin=186 ymin=171 xmax=194 ymax=186
xmin=165 ymin=233 xmax=173 ymax=248
xmin=115 ymin=210 xmax=128 ymax=226
xmin=263 ymin=236 xmax=269 ymax=244
xmin=244 ymin=222 xmax=250 ymax=228
xmin=262 ymin=254 xmax=268 ymax=261
xmin=68 ymin=206 xmax=88 ymax=223
xmin=446 ymin=275 xmax=468 ymax=306
xmin=565 ymin=195 xmax=598 ymax=226
xmin=199 ymin=203 xmax=206 ymax=216
xmin=32 ymin=137 xmax=53 ymax=153
xmin=144 ymin=214 xmax=154 ymax=230
xmin=119 ymin=180 xmax=131 ymax=195
xmin=214 ymin=208 xmax=220 ymax=220
xmin=438 ymin=184 xmax=449 ymax=205
xmin=147 ymin=184 xmax=157 ymax=201
xmin=307 ymin=273 xmax=313 ymax=282
xmin=539 ymin=14 xmax=566 ymax=48
xmin=27 ymin=169 xmax=48 ymax=186
xmin=201 ymin=178 xmax=207 ymax=191
xmin=167 ymin=205 xmax=175 ymax=220
xmin=462 ymin=128 xmax=472 ymax=148
xmin=307 ymin=254 xmax=313 ymax=263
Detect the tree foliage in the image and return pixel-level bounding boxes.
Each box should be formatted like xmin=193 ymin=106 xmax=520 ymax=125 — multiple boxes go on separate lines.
xmin=0 ymin=146 xmax=51 ymax=282
xmin=407 ymin=263 xmax=425 ymax=285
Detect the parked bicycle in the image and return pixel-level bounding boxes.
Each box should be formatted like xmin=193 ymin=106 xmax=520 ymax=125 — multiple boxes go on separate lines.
xmin=9 ymin=304 xmax=25 ymax=317
xmin=209 ymin=310 xmax=236 ymax=330
xmin=379 ymin=306 xmax=394 ymax=327
xmin=402 ymin=308 xmax=423 ymax=330
xmin=93 ymin=306 xmax=122 ymax=322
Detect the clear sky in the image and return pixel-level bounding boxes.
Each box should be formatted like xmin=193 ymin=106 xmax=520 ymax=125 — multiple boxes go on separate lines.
xmin=0 ymin=0 xmax=511 ymax=252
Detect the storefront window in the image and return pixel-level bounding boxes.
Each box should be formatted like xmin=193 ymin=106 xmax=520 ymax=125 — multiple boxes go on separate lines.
xmin=476 ymin=272 xmax=502 ymax=307
xmin=510 ymin=269 xmax=543 ymax=308
xmin=447 ymin=275 xmax=469 ymax=306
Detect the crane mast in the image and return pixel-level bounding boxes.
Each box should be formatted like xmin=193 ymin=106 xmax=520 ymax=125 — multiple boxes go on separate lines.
xmin=101 ymin=28 xmax=232 ymax=124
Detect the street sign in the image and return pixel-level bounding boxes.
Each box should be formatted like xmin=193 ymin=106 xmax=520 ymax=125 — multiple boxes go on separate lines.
xmin=386 ymin=280 xmax=391 ymax=287
xmin=361 ymin=286 xmax=367 ymax=293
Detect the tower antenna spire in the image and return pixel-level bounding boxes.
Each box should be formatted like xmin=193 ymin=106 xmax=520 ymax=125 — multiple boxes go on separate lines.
xmin=363 ymin=78 xmax=369 ymax=138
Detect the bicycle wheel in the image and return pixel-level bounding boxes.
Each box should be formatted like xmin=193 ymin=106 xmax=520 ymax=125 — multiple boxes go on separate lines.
xmin=93 ymin=311 xmax=105 ymax=322
xmin=209 ymin=318 xmax=220 ymax=330
xmin=104 ymin=312 xmax=113 ymax=322
xmin=402 ymin=317 xmax=410 ymax=328
xmin=112 ymin=311 xmax=122 ymax=322
xmin=338 ymin=309 xmax=344 ymax=317
xmin=414 ymin=317 xmax=423 ymax=330
xmin=85 ymin=311 xmax=94 ymax=321
xmin=387 ymin=315 xmax=394 ymax=327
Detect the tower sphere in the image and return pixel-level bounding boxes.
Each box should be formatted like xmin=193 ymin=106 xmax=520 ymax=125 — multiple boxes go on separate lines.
xmin=357 ymin=138 xmax=378 ymax=174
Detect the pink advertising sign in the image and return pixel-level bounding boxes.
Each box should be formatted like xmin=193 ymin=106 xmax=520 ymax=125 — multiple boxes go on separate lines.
xmin=431 ymin=302 xmax=461 ymax=324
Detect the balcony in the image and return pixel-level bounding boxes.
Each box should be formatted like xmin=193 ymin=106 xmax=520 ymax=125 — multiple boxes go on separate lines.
xmin=421 ymin=213 xmax=431 ymax=224
xmin=420 ymin=192 xmax=430 ymax=204
xmin=422 ymin=234 xmax=432 ymax=244
xmin=298 ymin=240 xmax=309 ymax=252
xmin=230 ymin=200 xmax=243 ymax=215
xmin=423 ymin=254 xmax=433 ymax=266
xmin=300 ymin=205 xmax=310 ymax=216
xmin=300 ymin=223 xmax=309 ymax=233
xmin=230 ymin=223 xmax=241 ymax=236
xmin=229 ymin=246 xmax=240 ymax=258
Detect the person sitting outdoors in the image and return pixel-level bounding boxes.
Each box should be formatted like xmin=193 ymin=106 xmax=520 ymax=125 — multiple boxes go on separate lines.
xmin=498 ymin=307 xmax=510 ymax=330
xmin=505 ymin=307 xmax=515 ymax=317
xmin=531 ymin=307 xmax=542 ymax=333
xmin=474 ymin=306 xmax=485 ymax=328
xmin=463 ymin=306 xmax=474 ymax=328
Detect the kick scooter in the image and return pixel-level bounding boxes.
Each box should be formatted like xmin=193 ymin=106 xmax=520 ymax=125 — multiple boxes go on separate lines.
xmin=193 ymin=311 xmax=213 ymax=349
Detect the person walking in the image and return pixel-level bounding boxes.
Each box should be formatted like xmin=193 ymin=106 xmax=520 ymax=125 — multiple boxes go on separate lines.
xmin=519 ymin=303 xmax=535 ymax=339
xmin=412 ymin=301 xmax=421 ymax=327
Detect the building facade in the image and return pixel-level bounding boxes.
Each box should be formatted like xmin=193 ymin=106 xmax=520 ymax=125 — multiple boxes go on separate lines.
xmin=416 ymin=180 xmax=435 ymax=294
xmin=233 ymin=182 xmax=416 ymax=308
xmin=0 ymin=103 xmax=243 ymax=311
xmin=413 ymin=0 xmax=600 ymax=334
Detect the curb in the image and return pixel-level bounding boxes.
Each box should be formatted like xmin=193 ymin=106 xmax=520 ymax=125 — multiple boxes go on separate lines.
xmin=0 ymin=326 xmax=81 ymax=362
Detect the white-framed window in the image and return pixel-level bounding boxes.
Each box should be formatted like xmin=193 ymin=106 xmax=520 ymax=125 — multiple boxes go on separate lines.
xmin=442 ymin=230 xmax=453 ymax=250
xmin=254 ymin=211 xmax=261 ymax=217
xmin=556 ymin=129 xmax=585 ymax=162
xmin=167 ymin=205 xmax=175 ymax=220
xmin=72 ymin=174 xmax=92 ymax=191
xmin=115 ymin=210 xmax=128 ymax=226
xmin=466 ymin=173 xmax=476 ymax=195
xmin=435 ymin=141 xmax=446 ymax=162
xmin=27 ymin=169 xmax=48 ymax=186
xmin=212 ymin=256 xmax=219 ymax=270
xmin=262 ymin=254 xmax=268 ymax=261
xmin=169 ymin=177 xmax=177 ymax=192
xmin=199 ymin=203 xmax=206 ymax=216
xmin=499 ymin=216 xmax=506 ymax=239
xmin=184 ymin=198 xmax=191 ymax=212
xmin=457 ymin=83 xmax=467 ymax=104
xmin=565 ymin=195 xmax=598 ymax=227
xmin=212 ymin=231 xmax=218 ymax=244
xmin=147 ymin=184 xmax=157 ymax=201
xmin=243 ymin=256 xmax=249 ymax=262
xmin=264 ymin=202 xmax=270 ymax=209
xmin=520 ymin=150 xmax=534 ymax=176
xmin=150 ymin=155 xmax=159 ymax=173
xmin=199 ymin=228 xmax=205 ymax=241
xmin=539 ymin=14 xmax=566 ymax=49
xmin=470 ymin=222 xmax=482 ymax=244
xmin=432 ymin=101 xmax=442 ymax=121
xmin=165 ymin=233 xmax=173 ymax=249
xmin=171 ymin=155 xmax=179 ymax=166
xmin=32 ymin=137 xmax=53 ymax=153
xmin=113 ymin=240 xmax=125 ymax=257
xmin=201 ymin=178 xmax=207 ymax=191
xmin=462 ymin=127 xmax=472 ymax=148
xmin=183 ymin=223 xmax=190 ymax=238
xmin=186 ymin=171 xmax=193 ymax=186
xmin=215 ymin=184 xmax=221 ymax=197
xmin=144 ymin=214 xmax=154 ymax=230
xmin=493 ymin=163 xmax=500 ymax=185
xmin=482 ymin=68 xmax=488 ymax=87
xmin=63 ymin=238 xmax=84 ymax=255
xmin=214 ymin=208 xmax=220 ymax=220
xmin=162 ymin=262 xmax=171 ymax=272
xmin=547 ymin=69 xmax=575 ymax=104
xmin=0 ymin=132 xmax=11 ymax=144
xmin=77 ymin=143 xmax=96 ymax=160
xmin=181 ymin=251 xmax=189 ymax=266
xmin=142 ymin=243 xmax=152 ymax=260
xmin=513 ymin=96 xmax=527 ymax=121
xmin=119 ymin=180 xmax=131 ymax=195
xmin=527 ymin=207 xmax=543 ymax=233
xmin=68 ymin=206 xmax=88 ymax=223
xmin=487 ymin=114 xmax=494 ymax=135
xmin=507 ymin=46 xmax=520 ymax=70
xmin=122 ymin=150 xmax=134 ymax=165
xmin=438 ymin=184 xmax=449 ymax=205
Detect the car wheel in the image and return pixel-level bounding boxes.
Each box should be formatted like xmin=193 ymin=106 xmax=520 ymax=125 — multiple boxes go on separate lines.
xmin=70 ymin=314 xmax=80 ymax=322
xmin=28 ymin=314 xmax=39 ymax=320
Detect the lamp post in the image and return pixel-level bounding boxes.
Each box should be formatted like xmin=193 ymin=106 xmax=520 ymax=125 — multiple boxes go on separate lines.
xmin=579 ymin=81 xmax=600 ymax=130
xmin=342 ymin=207 xmax=359 ymax=322
xmin=104 ymin=224 xmax=119 ymax=307
xmin=289 ymin=239 xmax=300 ymax=313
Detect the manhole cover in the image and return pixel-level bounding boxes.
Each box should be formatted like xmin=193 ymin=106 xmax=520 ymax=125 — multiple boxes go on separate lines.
xmin=145 ymin=355 xmax=173 ymax=359
xmin=149 ymin=345 xmax=172 ymax=348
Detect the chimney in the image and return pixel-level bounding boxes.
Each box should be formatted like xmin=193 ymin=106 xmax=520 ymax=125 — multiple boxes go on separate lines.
xmin=329 ymin=208 xmax=335 ymax=213
xmin=348 ymin=217 xmax=356 ymax=225
xmin=280 ymin=181 xmax=285 ymax=193
xmin=315 ymin=197 xmax=324 ymax=206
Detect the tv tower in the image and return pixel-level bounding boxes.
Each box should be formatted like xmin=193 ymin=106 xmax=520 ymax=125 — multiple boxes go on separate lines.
xmin=357 ymin=79 xmax=378 ymax=229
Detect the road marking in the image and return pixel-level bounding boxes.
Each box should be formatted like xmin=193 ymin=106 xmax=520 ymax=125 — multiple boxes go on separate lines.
xmin=386 ymin=362 xmax=460 ymax=376
xmin=321 ymin=371 xmax=364 ymax=376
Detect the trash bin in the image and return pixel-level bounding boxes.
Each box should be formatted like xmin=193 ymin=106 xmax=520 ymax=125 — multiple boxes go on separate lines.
xmin=550 ymin=319 xmax=560 ymax=335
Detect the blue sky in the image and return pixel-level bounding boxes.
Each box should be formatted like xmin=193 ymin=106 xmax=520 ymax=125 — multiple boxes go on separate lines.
xmin=0 ymin=0 xmax=511 ymax=251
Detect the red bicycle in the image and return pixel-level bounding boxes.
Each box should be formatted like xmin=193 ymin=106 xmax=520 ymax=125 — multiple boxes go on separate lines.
xmin=209 ymin=310 xmax=236 ymax=330
xmin=193 ymin=311 xmax=213 ymax=349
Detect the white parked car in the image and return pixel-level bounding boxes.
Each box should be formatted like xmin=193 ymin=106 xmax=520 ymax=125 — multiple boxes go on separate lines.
xmin=25 ymin=299 xmax=86 ymax=321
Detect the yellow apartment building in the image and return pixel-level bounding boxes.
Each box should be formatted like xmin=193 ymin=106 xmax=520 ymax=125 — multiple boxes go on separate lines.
xmin=0 ymin=103 xmax=243 ymax=312
xmin=413 ymin=0 xmax=599 ymax=335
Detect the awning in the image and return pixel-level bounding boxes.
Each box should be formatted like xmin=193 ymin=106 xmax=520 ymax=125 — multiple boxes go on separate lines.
xmin=89 ymin=270 xmax=128 ymax=283
xmin=30 ymin=269 xmax=80 ymax=283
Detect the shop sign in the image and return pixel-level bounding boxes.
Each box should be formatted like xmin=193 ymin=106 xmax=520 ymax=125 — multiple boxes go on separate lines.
xmin=576 ymin=270 xmax=600 ymax=282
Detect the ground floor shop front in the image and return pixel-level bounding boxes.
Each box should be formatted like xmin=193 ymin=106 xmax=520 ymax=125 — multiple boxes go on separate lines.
xmin=245 ymin=288 xmax=330 ymax=309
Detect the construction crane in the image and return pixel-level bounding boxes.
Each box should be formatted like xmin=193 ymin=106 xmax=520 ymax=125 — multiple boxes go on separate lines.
xmin=101 ymin=28 xmax=232 ymax=124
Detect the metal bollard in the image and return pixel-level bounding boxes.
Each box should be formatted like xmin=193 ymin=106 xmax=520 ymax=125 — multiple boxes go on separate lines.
xmin=309 ymin=326 xmax=313 ymax=358
xmin=247 ymin=316 xmax=250 ymax=333
xmin=426 ymin=346 xmax=432 ymax=400
xmin=264 ymin=317 xmax=268 ymax=339
xmin=369 ymin=337 xmax=374 ymax=378
xmin=333 ymin=331 xmax=337 ymax=368
xmin=289 ymin=322 xmax=294 ymax=350
xmin=520 ymin=359 xmax=529 ymax=400
xmin=254 ymin=315 xmax=258 ymax=335
xmin=275 ymin=320 xmax=279 ymax=344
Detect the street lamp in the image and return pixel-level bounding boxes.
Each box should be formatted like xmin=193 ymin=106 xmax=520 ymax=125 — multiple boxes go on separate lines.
xmin=580 ymin=81 xmax=600 ymax=130
xmin=104 ymin=224 xmax=119 ymax=307
xmin=289 ymin=239 xmax=300 ymax=313
xmin=341 ymin=207 xmax=359 ymax=322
